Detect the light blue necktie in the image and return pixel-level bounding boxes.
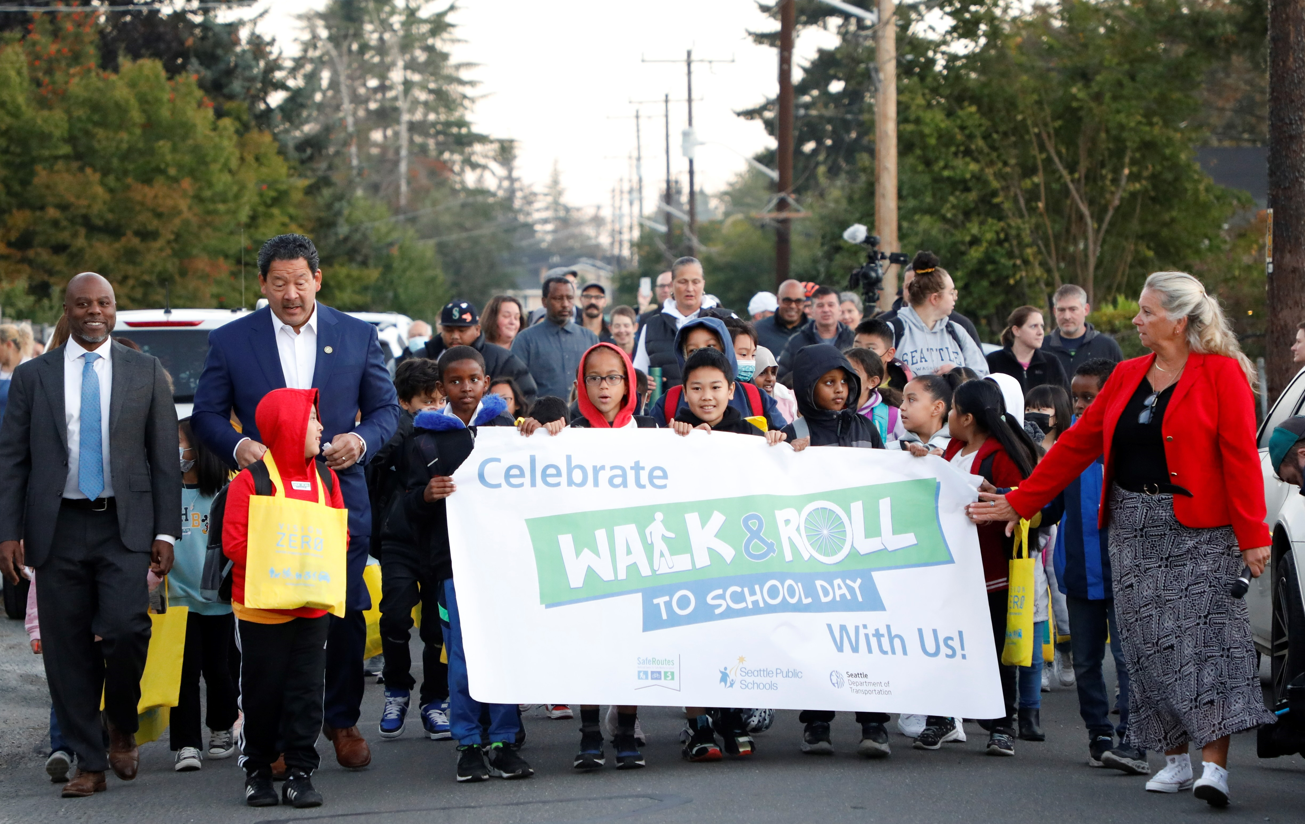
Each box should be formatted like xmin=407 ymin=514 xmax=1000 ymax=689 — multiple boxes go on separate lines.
xmin=78 ymin=352 xmax=104 ymax=500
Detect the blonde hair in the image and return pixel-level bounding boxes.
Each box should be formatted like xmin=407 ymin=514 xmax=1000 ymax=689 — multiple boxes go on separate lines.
xmin=1144 ymin=271 xmax=1256 ymax=390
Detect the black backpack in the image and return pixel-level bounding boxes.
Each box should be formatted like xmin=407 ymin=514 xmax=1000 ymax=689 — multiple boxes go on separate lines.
xmin=888 ymin=314 xmax=966 ymax=356
xmin=200 ymin=459 xmax=335 ymax=604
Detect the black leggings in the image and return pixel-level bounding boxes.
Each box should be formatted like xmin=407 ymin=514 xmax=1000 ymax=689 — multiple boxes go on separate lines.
xmin=170 ymin=612 xmax=239 ymax=750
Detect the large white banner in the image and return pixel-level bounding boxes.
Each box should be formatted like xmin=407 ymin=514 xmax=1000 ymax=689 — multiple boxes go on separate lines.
xmin=447 ymin=428 xmax=1004 ymax=718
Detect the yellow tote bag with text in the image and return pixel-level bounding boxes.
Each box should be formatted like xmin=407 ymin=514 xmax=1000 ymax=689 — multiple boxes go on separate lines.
xmin=1001 ymin=518 xmax=1035 ymax=667
xmin=243 ymin=453 xmax=348 ymax=617
xmin=101 ymin=579 xmax=187 ymax=727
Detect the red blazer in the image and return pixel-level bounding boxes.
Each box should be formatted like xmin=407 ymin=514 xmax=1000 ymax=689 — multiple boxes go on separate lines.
xmin=1006 ymin=352 xmax=1269 ymax=551
xmin=944 ymin=437 xmax=1027 ymax=589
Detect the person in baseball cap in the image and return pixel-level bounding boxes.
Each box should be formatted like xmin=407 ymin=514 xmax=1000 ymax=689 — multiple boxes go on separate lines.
xmin=416 ymin=299 xmax=539 ymax=403
xmin=1269 ymin=416 xmax=1305 ymax=486
xmin=441 ymin=300 xmax=478 ymax=328
xmin=748 ymin=291 xmax=777 ymax=321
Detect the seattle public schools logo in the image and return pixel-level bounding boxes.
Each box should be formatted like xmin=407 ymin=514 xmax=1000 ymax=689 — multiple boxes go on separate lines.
xmin=718 ymin=656 xmax=803 ymax=692
xmin=528 ymin=479 xmax=953 ymax=631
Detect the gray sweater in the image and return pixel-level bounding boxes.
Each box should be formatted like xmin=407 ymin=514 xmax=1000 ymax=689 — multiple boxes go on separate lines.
xmin=894 ymin=305 xmax=989 ymax=377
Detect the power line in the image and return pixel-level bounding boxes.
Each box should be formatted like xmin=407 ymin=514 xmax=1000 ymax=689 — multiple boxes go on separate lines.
xmin=0 ymin=1 xmax=255 ymax=12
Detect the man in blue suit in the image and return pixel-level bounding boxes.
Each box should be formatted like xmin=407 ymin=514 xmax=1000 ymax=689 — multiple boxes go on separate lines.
xmin=192 ymin=234 xmax=400 ymax=771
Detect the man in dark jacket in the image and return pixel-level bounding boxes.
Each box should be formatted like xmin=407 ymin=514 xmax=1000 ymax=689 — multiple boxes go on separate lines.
xmin=1043 ymin=284 xmax=1123 ymax=375
xmin=777 ymin=286 xmax=855 ymax=380
xmin=421 ymin=300 xmax=539 ymax=405
xmin=754 ymin=279 xmax=808 ymax=357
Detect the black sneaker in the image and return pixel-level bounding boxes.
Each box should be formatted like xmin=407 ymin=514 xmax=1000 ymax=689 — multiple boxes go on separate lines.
xmin=612 ymin=731 xmax=646 ymax=769
xmin=914 ymin=718 xmax=959 ymax=750
xmin=244 ymin=770 xmax=279 ymax=807
xmin=1100 ymin=745 xmax=1151 ymax=775
xmin=456 ymin=745 xmax=490 ymax=783
xmin=681 ymin=717 xmax=722 ymax=762
xmin=857 ymin=722 xmax=891 ymax=758
xmin=573 ymin=729 xmax=606 ymax=771
xmin=281 ymin=770 xmax=323 ymax=809
xmin=721 ymin=729 xmax=755 ymax=757
xmin=800 ymin=721 xmax=834 ymax=755
xmin=486 ymin=742 xmax=534 ymax=779
xmin=1087 ymin=735 xmax=1114 ymax=767
xmin=986 ymin=732 xmax=1016 ymax=756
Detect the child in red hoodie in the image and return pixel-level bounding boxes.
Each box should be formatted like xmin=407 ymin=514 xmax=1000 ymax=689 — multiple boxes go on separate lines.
xmin=223 ymin=388 xmax=346 ymax=809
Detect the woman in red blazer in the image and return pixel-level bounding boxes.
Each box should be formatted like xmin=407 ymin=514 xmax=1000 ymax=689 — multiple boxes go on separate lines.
xmin=971 ymin=273 xmax=1274 ymax=808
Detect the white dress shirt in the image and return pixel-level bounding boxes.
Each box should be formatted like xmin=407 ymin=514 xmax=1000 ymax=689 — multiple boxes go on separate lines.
xmin=63 ymin=338 xmax=114 ymax=500
xmin=272 ymin=304 xmax=318 ymax=390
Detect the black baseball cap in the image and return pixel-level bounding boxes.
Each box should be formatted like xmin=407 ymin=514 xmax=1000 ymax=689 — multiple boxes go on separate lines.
xmin=580 ymin=282 xmax=606 ymax=295
xmin=440 ymin=300 xmax=479 ymax=327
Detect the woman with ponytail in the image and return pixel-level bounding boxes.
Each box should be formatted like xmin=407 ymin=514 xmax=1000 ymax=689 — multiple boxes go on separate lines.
xmin=970 ymin=272 xmax=1274 ymax=807
xmin=986 ymin=306 xmax=1069 ymax=393
xmin=887 ymin=251 xmax=990 ymax=377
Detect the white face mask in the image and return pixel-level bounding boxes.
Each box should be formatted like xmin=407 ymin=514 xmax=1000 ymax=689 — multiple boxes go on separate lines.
xmin=179 ymin=446 xmax=195 ymax=473
xmin=736 ymin=360 xmax=756 ymax=382
xmin=407 ymin=336 xmax=429 ymax=353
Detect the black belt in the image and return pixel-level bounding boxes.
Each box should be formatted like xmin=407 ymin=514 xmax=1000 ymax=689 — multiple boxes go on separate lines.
xmin=61 ymin=497 xmax=116 ymax=511
xmin=1116 ymin=481 xmax=1192 ymax=497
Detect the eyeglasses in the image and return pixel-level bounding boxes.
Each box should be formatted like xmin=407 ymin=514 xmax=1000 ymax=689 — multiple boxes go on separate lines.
xmin=584 ymin=374 xmax=626 ymax=387
xmin=779 ymin=297 xmax=805 ymax=305
xmin=580 ymin=293 xmax=605 ymax=302
xmin=1138 ymin=391 xmax=1160 ymax=425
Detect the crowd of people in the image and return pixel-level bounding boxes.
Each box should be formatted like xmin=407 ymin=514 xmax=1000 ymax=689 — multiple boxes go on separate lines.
xmin=0 ymin=234 xmax=1284 ymax=811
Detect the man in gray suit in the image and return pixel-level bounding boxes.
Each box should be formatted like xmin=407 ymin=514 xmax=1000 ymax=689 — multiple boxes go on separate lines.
xmin=0 ymin=273 xmax=181 ymax=798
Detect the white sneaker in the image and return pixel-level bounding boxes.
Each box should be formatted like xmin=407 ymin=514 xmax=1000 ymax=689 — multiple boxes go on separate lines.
xmin=896 ymin=714 xmax=927 ymax=738
xmin=208 ymin=728 xmax=236 ymax=759
xmin=1041 ymin=666 xmax=1052 ymax=692
xmin=1055 ymin=647 xmax=1076 ymax=686
xmin=174 ymin=746 xmax=202 ymax=772
xmin=546 ymin=704 xmax=574 ymax=720
xmin=1145 ymin=755 xmax=1193 ymax=793
xmin=1193 ymin=762 xmax=1230 ymax=807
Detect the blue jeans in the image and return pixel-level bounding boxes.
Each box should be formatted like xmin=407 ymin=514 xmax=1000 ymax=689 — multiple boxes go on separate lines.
xmin=1017 ymin=621 xmax=1046 ymax=709
xmin=439 ymin=579 xmax=519 ymax=746
xmin=1066 ymin=595 xmax=1130 ymax=741
xmin=49 ymin=704 xmax=68 ymax=754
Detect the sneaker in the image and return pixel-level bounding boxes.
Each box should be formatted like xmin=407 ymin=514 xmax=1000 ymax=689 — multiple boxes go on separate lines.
xmin=613 ymin=731 xmax=646 ymax=769
xmin=857 ymin=722 xmax=891 ymax=758
xmin=985 ymin=732 xmax=1016 ymax=756
xmin=914 ymin=718 xmax=961 ymax=750
xmin=801 ymin=721 xmax=834 ymax=754
xmin=456 ymin=745 xmax=490 ymax=782
xmin=378 ymin=688 xmax=410 ymax=740
xmin=1087 ymin=735 xmax=1115 ymax=767
xmin=603 ymin=704 xmax=648 ymax=745
xmin=681 ymin=717 xmax=722 ymax=762
xmin=546 ymin=704 xmax=573 ymax=720
xmin=1041 ymin=666 xmax=1052 ymax=693
xmin=722 ymin=729 xmax=755 ymax=757
xmin=208 ymin=728 xmax=236 ymax=759
xmin=1193 ymin=761 xmax=1230 ymax=807
xmin=244 ymin=770 xmax=279 ymax=807
xmin=282 ymin=770 xmax=323 ymax=808
xmin=45 ymin=750 xmax=72 ymax=783
xmin=486 ymin=742 xmax=534 ymax=778
xmin=573 ymin=729 xmax=606 ymax=771
xmin=174 ymin=746 xmax=202 ymax=772
xmin=421 ymin=700 xmax=451 ymax=740
xmin=1145 ymin=755 xmax=1194 ymax=793
xmin=1055 ymin=647 xmax=1076 ymax=686
xmin=896 ymin=713 xmax=926 ymax=738
xmin=1101 ymin=745 xmax=1151 ymax=775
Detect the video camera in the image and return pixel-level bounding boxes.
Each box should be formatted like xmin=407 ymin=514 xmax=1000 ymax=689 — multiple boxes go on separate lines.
xmin=843 ymin=224 xmax=910 ymax=308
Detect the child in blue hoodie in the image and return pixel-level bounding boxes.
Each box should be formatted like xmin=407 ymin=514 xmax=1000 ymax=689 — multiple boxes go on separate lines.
xmin=398 ymin=346 xmax=532 ymax=784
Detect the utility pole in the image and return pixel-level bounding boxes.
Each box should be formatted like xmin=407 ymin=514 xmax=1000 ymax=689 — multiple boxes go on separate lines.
xmin=874 ymin=0 xmax=899 ymax=311
xmin=630 ymin=94 xmax=696 ymax=259
xmin=776 ymin=0 xmax=795 ymax=286
xmin=644 ymin=50 xmax=733 ymax=253
xmin=1268 ymin=0 xmax=1305 ymax=398
xmin=607 ymin=109 xmax=646 ymax=222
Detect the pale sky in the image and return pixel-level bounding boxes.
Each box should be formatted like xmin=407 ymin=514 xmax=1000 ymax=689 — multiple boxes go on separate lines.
xmin=226 ymin=1 xmax=841 ymax=218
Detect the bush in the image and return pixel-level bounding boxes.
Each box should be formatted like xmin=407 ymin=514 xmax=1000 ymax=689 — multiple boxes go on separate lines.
xmin=1088 ymin=296 xmax=1147 ymax=359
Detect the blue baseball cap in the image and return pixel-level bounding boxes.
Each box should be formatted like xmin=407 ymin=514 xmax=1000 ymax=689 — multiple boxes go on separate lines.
xmin=1269 ymin=416 xmax=1305 ymax=478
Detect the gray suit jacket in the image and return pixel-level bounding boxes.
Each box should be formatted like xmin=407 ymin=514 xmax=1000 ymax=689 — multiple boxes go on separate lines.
xmin=0 ymin=340 xmax=182 ymax=567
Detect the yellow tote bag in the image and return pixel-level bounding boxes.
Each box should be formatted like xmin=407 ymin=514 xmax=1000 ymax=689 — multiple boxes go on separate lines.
xmin=363 ymin=563 xmax=384 ymax=660
xmin=101 ymin=579 xmax=187 ymax=717
xmin=243 ymin=452 xmax=348 ymax=617
xmin=1001 ymin=518 xmax=1035 ymax=667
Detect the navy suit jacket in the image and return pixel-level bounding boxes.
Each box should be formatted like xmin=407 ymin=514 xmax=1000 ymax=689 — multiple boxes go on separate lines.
xmin=191 ymin=305 xmax=400 ymax=610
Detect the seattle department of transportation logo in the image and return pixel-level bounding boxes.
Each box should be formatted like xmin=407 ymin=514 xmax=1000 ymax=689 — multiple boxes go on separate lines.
xmin=829 ymin=670 xmax=845 ymax=689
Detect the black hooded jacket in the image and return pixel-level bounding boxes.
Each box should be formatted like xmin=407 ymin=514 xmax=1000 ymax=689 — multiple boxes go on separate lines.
xmin=673 ymin=404 xmax=765 ymax=436
xmin=780 ymin=344 xmax=884 ymax=449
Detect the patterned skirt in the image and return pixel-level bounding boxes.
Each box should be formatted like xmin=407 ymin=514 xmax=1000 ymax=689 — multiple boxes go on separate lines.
xmin=1108 ymin=485 xmax=1277 ymax=751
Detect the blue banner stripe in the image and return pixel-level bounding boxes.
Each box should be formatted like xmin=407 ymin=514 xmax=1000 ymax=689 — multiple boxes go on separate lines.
xmin=639 ymin=570 xmax=885 ymax=631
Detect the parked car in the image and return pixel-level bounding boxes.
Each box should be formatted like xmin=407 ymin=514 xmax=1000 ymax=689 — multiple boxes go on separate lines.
xmin=346 ymin=311 xmax=413 ymax=377
xmin=1253 ymin=365 xmax=1305 ymax=712
xmin=114 ymin=308 xmax=249 ymax=419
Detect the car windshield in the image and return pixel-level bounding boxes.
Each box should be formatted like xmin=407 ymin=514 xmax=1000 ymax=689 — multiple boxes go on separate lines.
xmin=117 ymin=329 xmax=209 ymax=403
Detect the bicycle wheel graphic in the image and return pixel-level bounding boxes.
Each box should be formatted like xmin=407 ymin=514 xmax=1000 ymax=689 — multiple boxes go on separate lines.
xmin=799 ymin=501 xmax=852 ymax=565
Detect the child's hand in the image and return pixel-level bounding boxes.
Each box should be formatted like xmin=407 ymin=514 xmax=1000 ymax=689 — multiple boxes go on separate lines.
xmin=790 ymin=437 xmax=810 ymax=452
xmin=671 ymin=420 xmax=694 ymax=437
xmin=765 ymin=430 xmax=787 ymax=446
xmin=518 ymin=418 xmax=566 ymax=436
xmin=30 ymin=640 xmax=40 ymax=655
xmin=977 ymin=478 xmax=998 ymax=494
xmin=424 ymin=476 xmax=457 ymax=502
xmin=543 ymin=420 xmax=566 ymax=435
xmin=906 ymin=442 xmax=931 ymax=458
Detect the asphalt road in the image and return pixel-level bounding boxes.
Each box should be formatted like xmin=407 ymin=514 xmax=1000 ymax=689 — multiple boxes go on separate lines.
xmin=1 ymin=616 xmax=1303 ymax=824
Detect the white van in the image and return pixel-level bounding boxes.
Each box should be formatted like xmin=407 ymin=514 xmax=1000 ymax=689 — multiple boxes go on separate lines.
xmin=114 ymin=308 xmax=249 ymax=419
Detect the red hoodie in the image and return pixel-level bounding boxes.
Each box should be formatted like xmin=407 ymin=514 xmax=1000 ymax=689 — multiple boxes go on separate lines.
xmin=575 ymin=342 xmax=639 ymax=428
xmin=223 ymin=388 xmax=347 ymax=623
xmin=942 ymin=437 xmax=1027 ymax=591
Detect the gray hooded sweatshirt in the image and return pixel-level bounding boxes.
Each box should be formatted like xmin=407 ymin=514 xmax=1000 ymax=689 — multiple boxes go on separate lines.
xmin=893 ymin=304 xmax=990 ymax=377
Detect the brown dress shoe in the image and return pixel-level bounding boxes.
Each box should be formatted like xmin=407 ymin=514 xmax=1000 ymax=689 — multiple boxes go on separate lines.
xmin=106 ymin=725 xmax=139 ymax=781
xmin=323 ymin=725 xmax=371 ymax=769
xmin=61 ymin=769 xmax=106 ymax=798
xmin=270 ymin=755 xmax=288 ymax=781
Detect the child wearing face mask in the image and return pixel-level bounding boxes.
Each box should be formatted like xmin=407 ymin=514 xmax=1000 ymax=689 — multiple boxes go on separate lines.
xmin=168 ymin=418 xmax=240 ymax=772
xmin=752 ymin=346 xmax=797 ymax=424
